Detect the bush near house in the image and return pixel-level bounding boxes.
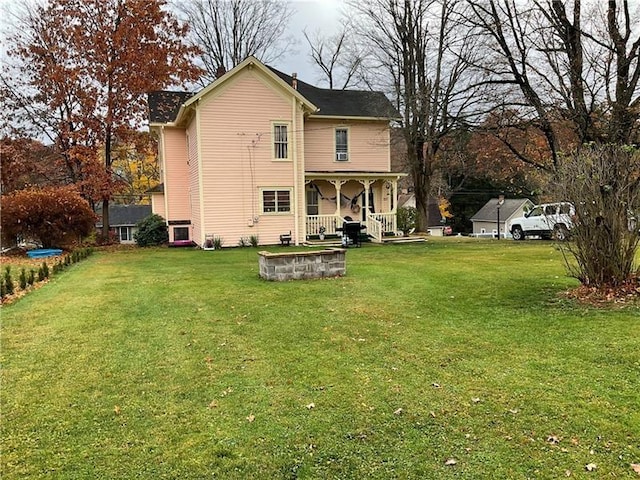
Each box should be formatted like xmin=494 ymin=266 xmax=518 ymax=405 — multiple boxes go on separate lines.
xmin=134 ymin=214 xmax=169 ymax=247
xmin=397 ymin=206 xmax=417 ymax=234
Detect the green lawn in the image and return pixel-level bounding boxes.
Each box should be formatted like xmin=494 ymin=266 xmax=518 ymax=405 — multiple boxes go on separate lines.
xmin=1 ymin=240 xmax=639 ymax=479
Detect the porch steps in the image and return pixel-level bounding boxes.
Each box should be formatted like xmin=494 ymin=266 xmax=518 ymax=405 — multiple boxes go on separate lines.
xmin=381 ymin=236 xmax=427 ymax=244
xmin=303 ymin=236 xmax=427 ymax=246
xmin=303 ymin=239 xmax=343 ymax=247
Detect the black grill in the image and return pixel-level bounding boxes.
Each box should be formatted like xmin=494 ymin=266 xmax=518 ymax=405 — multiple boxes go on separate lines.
xmin=341 ymin=221 xmax=365 ymax=247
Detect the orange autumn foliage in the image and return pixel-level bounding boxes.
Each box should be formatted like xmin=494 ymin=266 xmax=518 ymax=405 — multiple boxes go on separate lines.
xmin=1 ymin=186 xmax=97 ymax=248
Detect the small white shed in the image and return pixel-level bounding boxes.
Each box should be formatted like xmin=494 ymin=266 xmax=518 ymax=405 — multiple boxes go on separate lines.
xmin=470 ymin=198 xmax=534 ymax=238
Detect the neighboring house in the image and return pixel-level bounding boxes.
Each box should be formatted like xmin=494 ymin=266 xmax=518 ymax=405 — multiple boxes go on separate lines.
xmin=96 ymin=204 xmax=152 ymax=244
xmin=147 ymin=56 xmax=404 ymax=247
xmin=471 ymin=198 xmax=534 ymax=238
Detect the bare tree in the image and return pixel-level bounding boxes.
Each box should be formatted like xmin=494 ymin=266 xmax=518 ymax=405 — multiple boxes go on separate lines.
xmin=175 ymin=0 xmax=295 ymax=84
xmin=466 ymin=0 xmax=640 ymax=163
xmin=466 ymin=0 xmax=640 ymax=289
xmin=303 ymin=24 xmax=363 ymax=89
xmin=348 ymin=0 xmax=483 ymax=230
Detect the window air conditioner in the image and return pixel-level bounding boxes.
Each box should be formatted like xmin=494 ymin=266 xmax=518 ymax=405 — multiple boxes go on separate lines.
xmin=336 ymin=152 xmax=348 ymax=161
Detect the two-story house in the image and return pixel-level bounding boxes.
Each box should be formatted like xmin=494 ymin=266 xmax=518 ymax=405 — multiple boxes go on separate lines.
xmin=148 ymin=56 xmax=404 ymax=247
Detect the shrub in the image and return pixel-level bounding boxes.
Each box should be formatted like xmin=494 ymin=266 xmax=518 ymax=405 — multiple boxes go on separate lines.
xmin=397 ymin=206 xmax=417 ymax=235
xmin=19 ymin=268 xmax=27 ymax=290
xmin=0 ymin=279 xmax=5 ymax=299
xmin=213 ymin=236 xmax=223 ymax=249
xmin=37 ymin=266 xmax=45 ymax=282
xmin=134 ymin=214 xmax=168 ymax=247
xmin=0 ymin=185 xmax=96 ymax=248
xmin=42 ymin=262 xmax=49 ymax=278
xmin=27 ymin=269 xmax=35 ymax=286
xmin=553 ymin=144 xmax=640 ymax=287
xmin=249 ymin=235 xmax=259 ymax=247
xmin=4 ymin=267 xmax=14 ymax=295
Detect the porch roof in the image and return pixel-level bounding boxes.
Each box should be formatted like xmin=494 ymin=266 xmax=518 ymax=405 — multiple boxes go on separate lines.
xmin=305 ymin=172 xmax=407 ymax=181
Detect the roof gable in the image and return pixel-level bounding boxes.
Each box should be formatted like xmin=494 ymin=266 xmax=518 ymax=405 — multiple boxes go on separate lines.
xmin=178 ymin=56 xmax=317 ymax=122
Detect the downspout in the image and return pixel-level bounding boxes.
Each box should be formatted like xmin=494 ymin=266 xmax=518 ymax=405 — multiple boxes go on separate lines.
xmin=160 ymin=126 xmax=170 ymax=228
xmin=196 ymin=101 xmax=206 ymax=246
xmin=292 ymin=98 xmax=299 ymax=245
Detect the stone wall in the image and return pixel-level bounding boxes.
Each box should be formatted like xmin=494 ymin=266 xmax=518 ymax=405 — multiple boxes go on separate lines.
xmin=258 ymin=249 xmax=346 ymax=281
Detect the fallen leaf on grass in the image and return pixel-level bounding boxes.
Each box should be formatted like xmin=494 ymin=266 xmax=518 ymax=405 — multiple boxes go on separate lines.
xmin=306 ymin=402 xmax=315 ymax=410
xmin=444 ymin=458 xmax=457 ymax=466
xmin=632 ymin=464 xmax=640 ymax=475
xmin=585 ymin=463 xmax=597 ymax=472
xmin=565 ymin=470 xmax=571 ymax=477
xmin=114 ymin=405 xmax=121 ymax=415
xmin=547 ymin=435 xmax=560 ymax=444
xmin=393 ymin=408 xmax=403 ymax=415
xmin=471 ymin=397 xmax=481 ymax=403
xmin=246 ymin=413 xmax=255 ymax=423
xmin=208 ymin=400 xmax=218 ymax=409
xmin=432 ymin=383 xmax=441 ymax=388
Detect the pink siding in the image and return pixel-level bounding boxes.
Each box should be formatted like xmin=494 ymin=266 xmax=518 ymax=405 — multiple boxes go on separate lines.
xmin=304 ymin=118 xmax=390 ymax=172
xmin=163 ymin=127 xmax=190 ymax=242
xmin=195 ymin=68 xmax=297 ymax=246
xmin=187 ymin=120 xmax=200 ymax=244
xmin=151 ymin=193 xmax=165 ymax=218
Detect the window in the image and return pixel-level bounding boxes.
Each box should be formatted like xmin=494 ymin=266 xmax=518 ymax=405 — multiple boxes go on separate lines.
xmin=306 ymin=186 xmax=319 ymax=215
xmin=262 ymin=189 xmax=291 ymax=213
xmin=273 ymin=124 xmax=289 ymax=159
xmin=174 ymin=227 xmax=190 ymax=241
xmin=119 ymin=227 xmax=131 ymax=242
xmin=528 ymin=206 xmax=543 ymax=217
xmin=335 ymin=128 xmax=348 ymax=161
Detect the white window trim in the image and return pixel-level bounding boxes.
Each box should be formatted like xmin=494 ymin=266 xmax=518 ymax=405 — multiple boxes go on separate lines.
xmin=334 ymin=126 xmax=350 ymax=162
xmin=119 ymin=226 xmax=131 ymax=242
xmin=260 ymin=187 xmax=293 ymax=215
xmin=271 ymin=121 xmax=291 ymax=161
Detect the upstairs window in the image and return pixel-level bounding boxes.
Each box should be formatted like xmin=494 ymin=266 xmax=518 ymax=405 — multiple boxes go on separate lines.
xmin=335 ymin=128 xmax=349 ymax=161
xmin=273 ymin=124 xmax=289 ymax=159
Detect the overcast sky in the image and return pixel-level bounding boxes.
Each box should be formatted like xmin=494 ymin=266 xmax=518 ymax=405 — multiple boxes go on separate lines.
xmin=0 ymin=0 xmax=349 ymax=87
xmin=275 ymin=0 xmax=346 ymax=87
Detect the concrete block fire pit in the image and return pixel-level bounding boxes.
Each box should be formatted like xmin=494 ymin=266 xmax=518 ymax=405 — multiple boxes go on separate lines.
xmin=258 ymin=249 xmax=346 ymax=281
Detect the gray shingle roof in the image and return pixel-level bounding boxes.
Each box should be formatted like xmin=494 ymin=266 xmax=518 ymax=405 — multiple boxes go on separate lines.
xmin=148 ymin=90 xmax=193 ymax=123
xmin=96 ymin=205 xmax=152 ymax=227
xmin=147 ymin=67 xmax=400 ymax=124
xmin=267 ymin=66 xmax=400 ymax=118
xmin=471 ymin=198 xmax=532 ymax=222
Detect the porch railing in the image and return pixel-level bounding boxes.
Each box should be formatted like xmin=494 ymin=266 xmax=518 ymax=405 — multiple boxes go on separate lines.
xmin=368 ymin=212 xmax=397 ymax=236
xmin=366 ymin=215 xmax=383 ymax=243
xmin=306 ymin=212 xmax=398 ymax=241
xmin=306 ymin=214 xmax=343 ymax=236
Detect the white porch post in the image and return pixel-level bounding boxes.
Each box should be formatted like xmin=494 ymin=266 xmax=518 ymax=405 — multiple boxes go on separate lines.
xmin=363 ymin=179 xmax=374 ymax=216
xmin=392 ymin=179 xmax=398 ymax=213
xmin=330 ymin=180 xmax=347 ymax=217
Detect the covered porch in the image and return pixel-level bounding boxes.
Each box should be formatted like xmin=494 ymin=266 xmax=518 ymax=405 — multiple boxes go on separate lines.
xmin=304 ymin=172 xmax=406 ymax=243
